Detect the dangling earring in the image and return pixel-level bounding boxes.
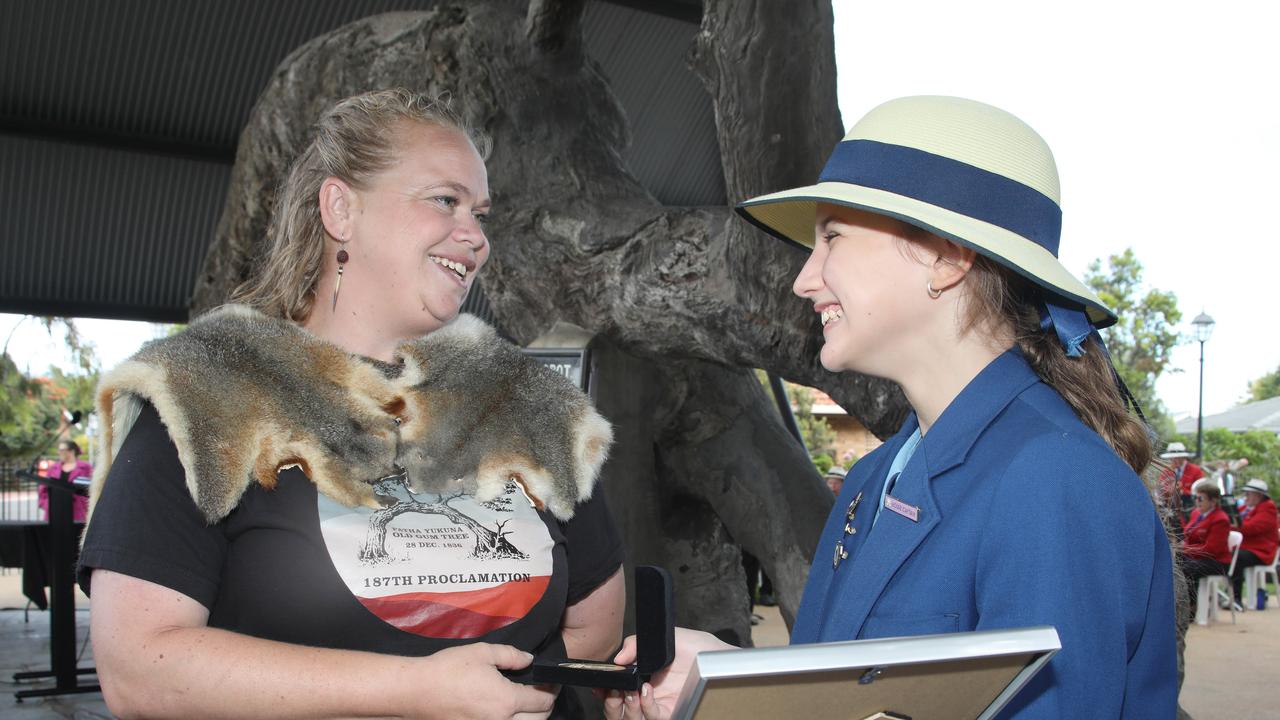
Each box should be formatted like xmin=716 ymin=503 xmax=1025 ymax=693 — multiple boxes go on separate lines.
xmin=926 ymin=280 xmax=942 ymax=299
xmin=332 ymin=234 xmax=349 ymax=312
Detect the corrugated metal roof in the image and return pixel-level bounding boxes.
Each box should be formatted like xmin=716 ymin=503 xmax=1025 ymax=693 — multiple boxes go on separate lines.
xmin=0 ymin=0 xmax=718 ymax=322
xmin=0 ymin=0 xmax=430 ymax=159
xmin=1175 ymin=396 xmax=1280 ymax=435
xmin=0 ymin=134 xmax=230 ymax=322
xmin=583 ymin=2 xmax=724 ymax=206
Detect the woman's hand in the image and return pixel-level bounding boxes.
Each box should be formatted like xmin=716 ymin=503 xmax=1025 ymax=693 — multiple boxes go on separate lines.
xmin=600 ymin=628 xmax=736 ymax=720
xmin=413 ymin=643 xmax=556 ymax=720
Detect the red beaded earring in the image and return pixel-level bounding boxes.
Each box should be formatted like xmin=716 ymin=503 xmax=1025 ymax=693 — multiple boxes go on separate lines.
xmin=332 ymin=234 xmax=349 ymax=312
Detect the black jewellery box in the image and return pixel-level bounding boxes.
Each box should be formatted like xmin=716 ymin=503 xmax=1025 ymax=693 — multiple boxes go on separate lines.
xmin=530 ymin=565 xmax=675 ymax=691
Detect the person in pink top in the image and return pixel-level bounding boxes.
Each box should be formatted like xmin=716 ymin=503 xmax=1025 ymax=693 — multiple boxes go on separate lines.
xmin=1181 ymin=483 xmax=1231 ymax=618
xmin=38 ymin=440 xmax=92 ymax=522
xmin=1231 ymin=479 xmax=1279 ymax=603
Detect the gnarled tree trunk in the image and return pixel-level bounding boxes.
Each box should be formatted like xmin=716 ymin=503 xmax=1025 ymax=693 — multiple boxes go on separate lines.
xmin=192 ymin=0 xmax=905 ymax=639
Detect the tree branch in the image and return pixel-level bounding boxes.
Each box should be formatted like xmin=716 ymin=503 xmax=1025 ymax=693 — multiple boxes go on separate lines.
xmin=191 ymin=5 xmax=904 ymax=435
xmin=525 ymin=0 xmax=587 ymax=54
xmin=483 ymin=199 xmax=906 ymax=436
xmin=656 ymin=357 xmax=834 ymax=626
xmin=692 ymin=0 xmax=844 ymax=201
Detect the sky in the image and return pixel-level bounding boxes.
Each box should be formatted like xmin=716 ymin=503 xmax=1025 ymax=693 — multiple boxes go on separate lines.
xmin=2 ymin=314 xmax=164 ymax=380
xmin=3 ymin=0 xmax=1276 ymax=420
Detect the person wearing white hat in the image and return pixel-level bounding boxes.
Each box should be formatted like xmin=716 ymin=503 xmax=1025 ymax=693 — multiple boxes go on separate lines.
xmin=1157 ymin=441 xmax=1205 ymax=514
xmin=607 ymin=97 xmax=1176 ymax=719
xmin=823 ymin=465 xmax=847 ymax=495
xmin=1180 ymin=483 xmax=1232 ymax=618
xmin=1231 ymin=479 xmax=1279 ymax=604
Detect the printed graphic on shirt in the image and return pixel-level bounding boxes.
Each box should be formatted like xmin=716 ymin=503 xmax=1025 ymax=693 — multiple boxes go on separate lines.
xmin=318 ymin=476 xmax=553 ymax=639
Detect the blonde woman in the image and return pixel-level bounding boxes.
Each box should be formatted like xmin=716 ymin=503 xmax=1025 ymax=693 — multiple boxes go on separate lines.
xmin=608 ymin=96 xmax=1176 ymax=719
xmin=80 ymin=89 xmax=624 ymax=720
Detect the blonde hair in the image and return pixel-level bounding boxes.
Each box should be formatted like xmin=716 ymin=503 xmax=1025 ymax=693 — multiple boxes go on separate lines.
xmin=962 ymin=255 xmax=1154 ymax=474
xmin=232 ymin=88 xmax=491 ymax=322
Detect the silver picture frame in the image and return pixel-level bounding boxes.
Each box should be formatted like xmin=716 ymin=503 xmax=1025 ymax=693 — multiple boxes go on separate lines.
xmin=672 ymin=626 xmax=1060 ymax=720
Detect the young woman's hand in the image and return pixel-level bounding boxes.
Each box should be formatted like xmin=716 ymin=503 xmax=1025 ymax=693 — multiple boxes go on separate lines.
xmin=600 ymin=628 xmax=736 ymax=720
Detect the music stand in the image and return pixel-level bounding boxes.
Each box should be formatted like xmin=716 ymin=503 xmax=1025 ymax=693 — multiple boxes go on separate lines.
xmin=12 ymin=470 xmax=99 ymax=701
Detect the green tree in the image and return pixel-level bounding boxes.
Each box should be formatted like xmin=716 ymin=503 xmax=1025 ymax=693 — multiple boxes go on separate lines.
xmin=0 ymin=354 xmax=61 ymax=458
xmin=1084 ymin=248 xmax=1182 ymax=439
xmin=789 ymin=383 xmax=837 ymax=466
xmin=48 ymin=366 xmax=99 ymax=417
xmin=0 ymin=317 xmax=99 ymax=459
xmin=751 ymin=370 xmax=838 ymax=471
xmin=1246 ymin=365 xmax=1280 ymax=403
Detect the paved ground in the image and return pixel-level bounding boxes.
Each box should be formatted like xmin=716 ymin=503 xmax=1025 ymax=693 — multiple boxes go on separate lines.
xmin=1179 ymin=600 xmax=1280 ymax=720
xmin=2 ymin=574 xmax=1276 ymax=718
xmin=0 ymin=572 xmax=110 ymax=719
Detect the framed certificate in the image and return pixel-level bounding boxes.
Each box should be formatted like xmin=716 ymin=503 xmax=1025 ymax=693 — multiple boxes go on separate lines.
xmin=672 ymin=626 xmax=1060 ymax=720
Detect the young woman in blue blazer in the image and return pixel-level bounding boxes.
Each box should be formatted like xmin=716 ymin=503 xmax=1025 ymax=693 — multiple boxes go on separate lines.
xmin=608 ymin=96 xmax=1177 ymax=719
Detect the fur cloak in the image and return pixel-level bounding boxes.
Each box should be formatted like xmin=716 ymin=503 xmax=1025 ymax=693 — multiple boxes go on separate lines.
xmin=89 ymin=305 xmax=612 ymax=525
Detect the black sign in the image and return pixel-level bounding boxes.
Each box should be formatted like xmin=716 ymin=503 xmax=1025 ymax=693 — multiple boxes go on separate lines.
xmin=522 ymin=348 xmax=590 ymax=393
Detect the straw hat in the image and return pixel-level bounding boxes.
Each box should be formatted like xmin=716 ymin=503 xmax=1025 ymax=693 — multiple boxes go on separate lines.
xmin=1160 ymin=441 xmax=1194 ymax=459
xmin=736 ymin=95 xmax=1115 ymax=328
xmin=1242 ymin=479 xmax=1270 ymax=497
xmin=825 ymin=465 xmax=847 ymax=479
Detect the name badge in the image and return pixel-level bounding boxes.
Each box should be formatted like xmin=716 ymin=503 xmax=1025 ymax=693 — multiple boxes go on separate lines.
xmin=883 ymin=494 xmax=919 ymax=522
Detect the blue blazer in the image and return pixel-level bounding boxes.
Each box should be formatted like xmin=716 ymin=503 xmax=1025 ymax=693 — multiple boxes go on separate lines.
xmin=792 ymin=350 xmax=1177 ymax=718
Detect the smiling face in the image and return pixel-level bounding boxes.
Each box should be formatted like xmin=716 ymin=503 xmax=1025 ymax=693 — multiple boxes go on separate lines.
xmin=791 ymin=203 xmax=938 ymax=378
xmin=341 ymin=122 xmax=491 ymax=340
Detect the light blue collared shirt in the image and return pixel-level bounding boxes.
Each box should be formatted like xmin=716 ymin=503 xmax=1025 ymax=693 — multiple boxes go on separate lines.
xmin=873 ymin=427 xmax=921 ymax=529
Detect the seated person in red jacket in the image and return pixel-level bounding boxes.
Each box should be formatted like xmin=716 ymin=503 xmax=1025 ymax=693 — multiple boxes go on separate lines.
xmin=37 ymin=440 xmax=92 ymax=522
xmin=1232 ymin=479 xmax=1279 ymax=603
xmin=1181 ymin=482 xmax=1231 ymax=616
xmin=1160 ymin=441 xmax=1204 ymax=517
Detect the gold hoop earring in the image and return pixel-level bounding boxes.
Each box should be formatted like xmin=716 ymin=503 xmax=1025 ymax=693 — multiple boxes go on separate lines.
xmin=926 ymin=281 xmax=942 ymax=299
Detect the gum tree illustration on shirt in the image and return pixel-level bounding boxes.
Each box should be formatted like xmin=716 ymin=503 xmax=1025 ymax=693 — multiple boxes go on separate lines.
xmin=359 ymin=475 xmax=529 ymax=565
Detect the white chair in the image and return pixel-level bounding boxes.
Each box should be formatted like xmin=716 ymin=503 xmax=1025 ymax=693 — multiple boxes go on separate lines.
xmin=1195 ymin=530 xmax=1242 ymax=626
xmin=1241 ymin=530 xmax=1279 ymax=610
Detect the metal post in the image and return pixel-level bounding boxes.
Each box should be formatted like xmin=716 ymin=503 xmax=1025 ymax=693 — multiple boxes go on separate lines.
xmin=1191 ymin=310 xmax=1215 ymax=460
xmin=1196 ymin=338 xmax=1206 ymax=460
xmin=767 ymin=372 xmax=807 ymax=451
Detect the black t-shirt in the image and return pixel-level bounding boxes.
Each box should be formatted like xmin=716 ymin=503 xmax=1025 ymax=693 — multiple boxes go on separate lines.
xmin=79 ymin=403 xmax=624 ymax=661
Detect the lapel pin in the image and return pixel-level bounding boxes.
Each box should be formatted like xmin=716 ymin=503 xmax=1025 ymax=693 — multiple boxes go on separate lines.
xmin=832 ymin=491 xmax=863 ymax=569
xmin=832 ymin=540 xmax=849 ymax=569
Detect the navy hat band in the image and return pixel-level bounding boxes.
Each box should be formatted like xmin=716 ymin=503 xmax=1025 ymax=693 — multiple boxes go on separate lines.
xmin=818 ymin=139 xmax=1063 ymax=256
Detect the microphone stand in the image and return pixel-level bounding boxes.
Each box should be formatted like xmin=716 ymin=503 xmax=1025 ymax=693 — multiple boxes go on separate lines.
xmin=12 ymin=413 xmax=100 ymax=701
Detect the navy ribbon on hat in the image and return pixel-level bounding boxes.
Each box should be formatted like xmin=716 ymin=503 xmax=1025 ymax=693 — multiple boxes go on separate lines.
xmin=815 ymin=139 xmax=1146 ymax=421
xmin=818 ymin=139 xmax=1063 ymax=256
xmin=821 ymin=139 xmax=1100 ymax=358
xmin=1039 ymin=301 xmax=1148 ymax=423
xmin=1039 ymin=300 xmax=1093 ymax=358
